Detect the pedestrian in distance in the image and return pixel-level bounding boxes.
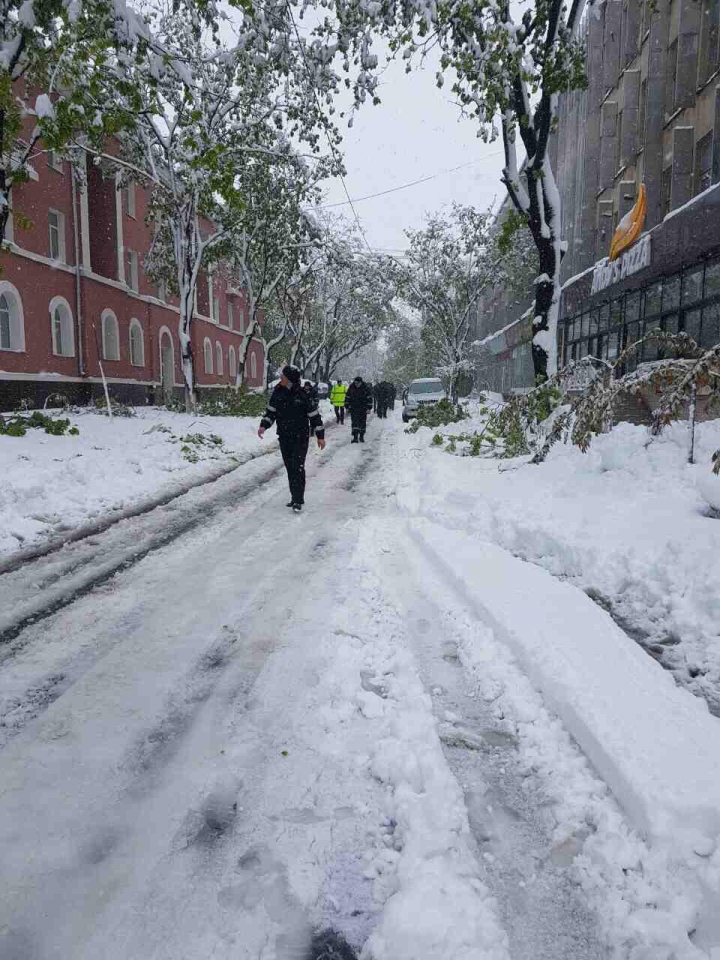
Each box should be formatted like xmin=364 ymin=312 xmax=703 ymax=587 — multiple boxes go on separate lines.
xmin=329 ymin=379 xmax=347 ymax=424
xmin=345 ymin=376 xmax=373 ymax=443
xmin=258 ymin=365 xmax=325 ymax=513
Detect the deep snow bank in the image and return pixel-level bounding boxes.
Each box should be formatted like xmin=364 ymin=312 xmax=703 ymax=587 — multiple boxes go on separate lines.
xmin=408 ymin=517 xmax=720 ymax=855
xmin=397 ymin=415 xmax=720 ymax=711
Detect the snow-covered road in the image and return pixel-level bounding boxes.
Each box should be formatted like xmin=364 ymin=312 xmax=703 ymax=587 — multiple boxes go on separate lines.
xmin=1 ymin=414 xmax=718 ymax=959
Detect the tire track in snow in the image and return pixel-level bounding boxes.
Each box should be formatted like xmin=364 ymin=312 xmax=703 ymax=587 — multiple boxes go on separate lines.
xmin=0 ymin=424 xmax=354 ymax=649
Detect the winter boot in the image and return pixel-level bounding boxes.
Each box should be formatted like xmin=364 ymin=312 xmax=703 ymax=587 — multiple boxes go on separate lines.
xmin=351 ymin=431 xmax=359 ymax=443
xmin=359 ymin=433 xmax=365 ymax=442
xmin=292 ymin=503 xmax=302 ymax=514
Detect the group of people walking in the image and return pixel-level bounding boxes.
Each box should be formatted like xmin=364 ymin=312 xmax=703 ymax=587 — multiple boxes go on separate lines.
xmin=259 ymin=368 xmax=396 ymax=512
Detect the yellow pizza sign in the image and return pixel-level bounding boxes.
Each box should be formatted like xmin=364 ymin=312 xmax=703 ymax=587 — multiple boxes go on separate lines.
xmin=609 ymin=184 xmax=647 ymax=262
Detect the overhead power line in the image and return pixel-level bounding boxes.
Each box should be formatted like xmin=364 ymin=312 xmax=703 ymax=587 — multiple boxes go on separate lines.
xmin=320 ymin=152 xmax=504 ymax=209
xmin=285 ymin=2 xmax=373 ymax=253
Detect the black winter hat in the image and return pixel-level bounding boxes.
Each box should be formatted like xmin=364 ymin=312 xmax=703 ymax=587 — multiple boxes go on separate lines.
xmin=282 ymin=365 xmax=301 ymax=385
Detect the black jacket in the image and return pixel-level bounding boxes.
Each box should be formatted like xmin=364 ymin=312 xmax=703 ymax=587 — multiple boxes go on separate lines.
xmin=260 ymin=383 xmax=325 ymax=440
xmin=345 ymin=380 xmax=373 ymax=412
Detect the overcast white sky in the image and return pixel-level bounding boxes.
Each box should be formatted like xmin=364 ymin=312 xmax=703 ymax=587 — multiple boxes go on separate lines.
xmin=317 ymin=53 xmax=507 ymax=254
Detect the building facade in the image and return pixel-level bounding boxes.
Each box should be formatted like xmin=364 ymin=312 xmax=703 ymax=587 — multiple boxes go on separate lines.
xmin=474 ymin=0 xmax=720 ymax=394
xmin=1 ymin=129 xmax=265 ymax=409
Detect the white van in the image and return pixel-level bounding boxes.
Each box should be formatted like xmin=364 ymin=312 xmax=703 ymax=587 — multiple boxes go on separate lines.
xmin=402 ymin=378 xmax=446 ymax=422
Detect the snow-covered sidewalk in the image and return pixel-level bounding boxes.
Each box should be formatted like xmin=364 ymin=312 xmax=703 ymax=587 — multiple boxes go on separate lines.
xmin=398 ymin=409 xmax=720 ymax=712
xmin=0 ymin=405 xmax=288 ymax=558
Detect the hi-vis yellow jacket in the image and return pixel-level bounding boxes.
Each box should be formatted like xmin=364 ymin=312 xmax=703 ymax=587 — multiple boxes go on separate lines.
xmin=330 ymin=383 xmax=347 ymax=407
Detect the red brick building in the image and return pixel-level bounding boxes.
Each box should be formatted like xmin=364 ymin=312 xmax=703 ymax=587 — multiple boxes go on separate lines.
xmin=0 ymin=140 xmax=265 ymax=409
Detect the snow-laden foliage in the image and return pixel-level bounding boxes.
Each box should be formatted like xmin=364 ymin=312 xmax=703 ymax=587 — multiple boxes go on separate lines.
xmin=470 ymin=331 xmax=720 ymax=476
xmin=0 ymin=0 xmax=130 ymax=249
xmin=398 ymin=203 xmax=535 ymax=400
xmin=68 ymin=0 xmax=343 ymax=409
xmin=286 ymin=217 xmax=399 ymax=381
xmin=381 ymin=313 xmax=432 ymax=387
xmin=301 ymin=0 xmax=588 ymax=381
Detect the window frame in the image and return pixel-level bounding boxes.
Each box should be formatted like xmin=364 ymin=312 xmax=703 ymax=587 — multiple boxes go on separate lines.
xmin=228 ymin=345 xmax=237 ymax=380
xmin=124 ymin=182 xmax=136 ymax=219
xmin=126 ymin=249 xmax=139 ymax=293
xmin=215 ymin=341 xmax=224 ymax=376
xmin=49 ymin=296 xmax=75 ymax=358
xmin=0 ymin=282 xmax=26 ymax=353
xmin=47 ymin=149 xmax=64 ymax=174
xmin=203 ymin=337 xmax=213 ymax=374
xmin=101 ymin=309 xmax=121 ymax=361
xmin=48 ymin=208 xmax=66 ymax=263
xmin=129 ymin=318 xmax=145 ymax=367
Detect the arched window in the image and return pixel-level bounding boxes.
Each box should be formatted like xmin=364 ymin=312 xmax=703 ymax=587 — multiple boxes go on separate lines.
xmin=249 ymin=349 xmax=258 ymax=382
xmin=102 ymin=310 xmax=120 ymax=361
xmin=129 ymin=319 xmax=145 ymax=367
xmin=203 ymin=337 xmax=213 ymax=374
xmin=215 ymin=342 xmax=223 ymax=376
xmin=0 ymin=282 xmax=26 ymax=352
xmin=49 ymin=297 xmax=75 ymax=357
xmin=228 ymin=345 xmax=237 ymax=380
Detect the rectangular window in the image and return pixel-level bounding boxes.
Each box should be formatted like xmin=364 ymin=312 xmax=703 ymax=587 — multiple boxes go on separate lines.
xmin=238 ymin=309 xmax=245 ymax=333
xmin=705 ymin=259 xmax=720 ymax=298
xmin=694 ymin=132 xmax=713 ymax=195
xmin=157 ymin=278 xmax=168 ymax=302
xmin=701 ymin=302 xmax=720 ymax=346
xmin=626 ymin=290 xmax=642 ymax=322
xmin=227 ymin=301 xmax=234 ymax=330
xmin=660 ymin=166 xmax=672 ymax=219
xmin=610 ymin=297 xmax=624 ymax=326
xmin=665 ymin=39 xmax=678 ymax=116
xmin=637 ymin=79 xmax=647 ymax=153
xmin=615 ymin=109 xmax=624 ymax=172
xmin=214 ymin=298 xmax=221 ymax=324
xmin=663 ymin=275 xmax=681 ymax=312
xmin=683 ymin=308 xmax=702 ymax=343
xmin=48 ymin=209 xmax=65 ymax=262
xmin=682 ymin=265 xmax=704 ymax=306
xmin=645 ymin=281 xmax=662 ymax=316
xmin=598 ymin=302 xmax=610 ymax=330
xmin=124 ymin=183 xmax=136 ymax=218
xmin=47 ymin=150 xmax=63 ymax=173
xmin=126 ymin=250 xmax=139 ymax=292
xmin=699 ymin=0 xmax=720 ymax=85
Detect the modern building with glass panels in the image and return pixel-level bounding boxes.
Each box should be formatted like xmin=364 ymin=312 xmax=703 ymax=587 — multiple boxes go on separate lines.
xmin=474 ymin=0 xmax=720 ymax=396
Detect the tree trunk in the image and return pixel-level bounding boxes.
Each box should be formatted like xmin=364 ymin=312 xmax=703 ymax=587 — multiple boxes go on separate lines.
xmin=178 ymin=291 xmax=196 ymax=412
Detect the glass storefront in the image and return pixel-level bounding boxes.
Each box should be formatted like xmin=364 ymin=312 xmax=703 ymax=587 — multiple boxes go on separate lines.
xmin=561 ymin=255 xmax=720 ymax=373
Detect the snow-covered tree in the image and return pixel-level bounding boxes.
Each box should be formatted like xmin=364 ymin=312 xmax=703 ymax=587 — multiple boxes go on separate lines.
xmin=381 ymin=313 xmax=431 ymax=387
xmin=0 ymin=0 xmax=128 ymax=250
xmin=75 ymin=0 xmax=340 ymax=409
xmin=398 ymin=204 xmax=533 ymax=400
xmin=296 ymin=223 xmax=398 ymax=382
xmin=304 ymin=0 xmax=587 ymax=382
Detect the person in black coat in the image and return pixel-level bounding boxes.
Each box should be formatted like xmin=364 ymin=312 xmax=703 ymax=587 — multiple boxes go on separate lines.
xmin=258 ymin=365 xmax=325 ymax=512
xmin=344 ymin=376 xmax=373 ymax=443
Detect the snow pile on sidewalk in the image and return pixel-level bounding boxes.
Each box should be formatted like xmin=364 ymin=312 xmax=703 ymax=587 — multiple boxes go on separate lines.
xmin=397 ymin=413 xmax=720 ymax=711
xmin=0 ymin=406 xmax=268 ymax=557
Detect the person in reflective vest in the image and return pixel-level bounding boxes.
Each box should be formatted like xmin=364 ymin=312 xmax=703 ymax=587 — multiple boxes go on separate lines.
xmin=329 ymin=380 xmax=347 ymax=424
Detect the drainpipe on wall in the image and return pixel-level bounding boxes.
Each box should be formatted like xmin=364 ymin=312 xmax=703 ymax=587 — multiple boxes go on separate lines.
xmin=70 ymin=165 xmax=85 ymax=377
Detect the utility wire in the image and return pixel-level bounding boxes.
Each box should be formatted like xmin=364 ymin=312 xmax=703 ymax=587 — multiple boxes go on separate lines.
xmin=285 ymin=2 xmax=374 ymax=253
xmin=320 ymin=152 xmax=504 ymax=208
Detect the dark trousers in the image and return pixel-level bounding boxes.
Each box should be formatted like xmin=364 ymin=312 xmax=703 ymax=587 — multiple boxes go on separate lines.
xmin=334 ymin=406 xmax=345 ymax=424
xmin=376 ymin=400 xmax=388 ymax=418
xmin=350 ymin=409 xmax=368 ymax=440
xmin=279 ymin=431 xmax=310 ymax=505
